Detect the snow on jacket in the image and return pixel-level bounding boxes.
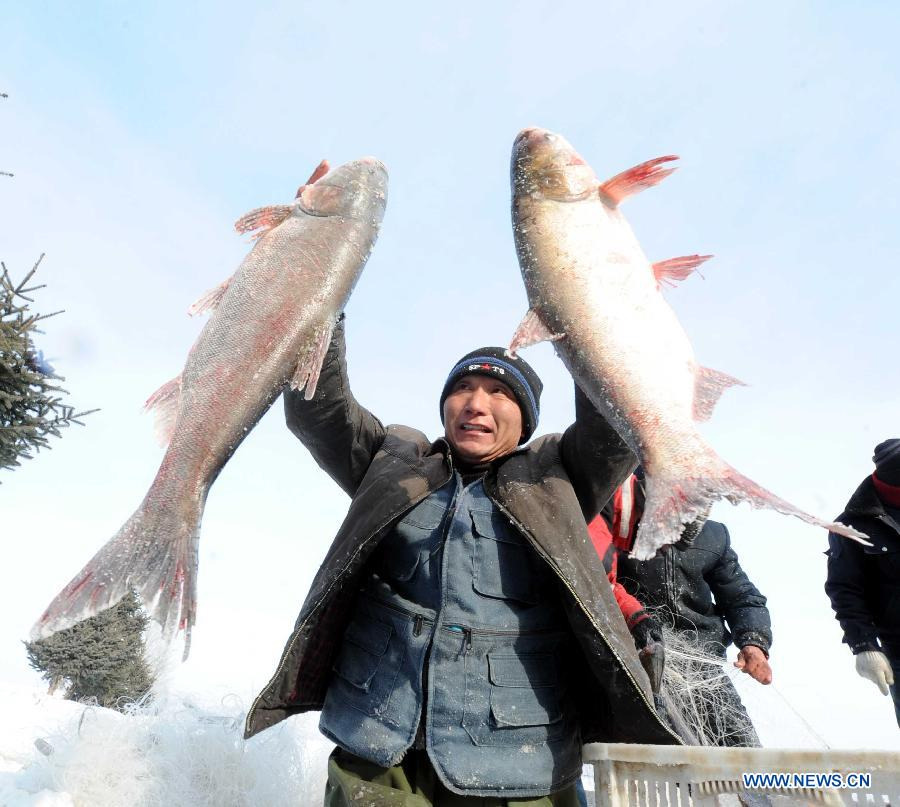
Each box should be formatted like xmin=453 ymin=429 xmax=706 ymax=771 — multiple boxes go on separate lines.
xmin=825 ymin=474 xmax=900 ymax=656
xmin=594 ymin=474 xmax=772 ymax=655
xmin=243 ymin=319 xmax=681 ymax=745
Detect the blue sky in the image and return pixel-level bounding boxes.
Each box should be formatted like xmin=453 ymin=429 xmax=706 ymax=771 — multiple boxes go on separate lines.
xmin=2 ymin=2 xmax=899 ymax=747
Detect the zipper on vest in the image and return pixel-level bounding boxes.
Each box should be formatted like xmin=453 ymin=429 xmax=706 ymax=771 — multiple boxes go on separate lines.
xmin=446 ymin=624 xmax=473 ymax=653
xmin=413 ymin=615 xmax=424 ymax=636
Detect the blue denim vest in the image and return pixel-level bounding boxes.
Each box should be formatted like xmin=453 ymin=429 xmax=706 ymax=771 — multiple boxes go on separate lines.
xmin=318 ymin=476 xmax=582 ymax=797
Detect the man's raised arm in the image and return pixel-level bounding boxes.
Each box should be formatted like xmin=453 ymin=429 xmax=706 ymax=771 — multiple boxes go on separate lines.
xmin=560 ymin=382 xmax=637 ymax=521
xmin=284 ymin=315 xmax=386 ymax=496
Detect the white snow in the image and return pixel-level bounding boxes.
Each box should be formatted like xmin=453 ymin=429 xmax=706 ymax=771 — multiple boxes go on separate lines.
xmin=0 ymin=684 xmax=332 ymax=806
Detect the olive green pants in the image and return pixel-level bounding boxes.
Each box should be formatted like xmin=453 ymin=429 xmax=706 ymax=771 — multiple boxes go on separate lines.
xmin=324 ymin=747 xmax=581 ymax=807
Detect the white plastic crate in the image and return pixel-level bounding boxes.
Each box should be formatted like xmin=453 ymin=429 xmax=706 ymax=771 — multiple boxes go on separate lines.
xmin=583 ymin=743 xmax=900 ymax=807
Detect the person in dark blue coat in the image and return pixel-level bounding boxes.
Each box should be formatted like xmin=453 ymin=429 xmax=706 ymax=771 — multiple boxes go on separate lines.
xmin=825 ymin=439 xmax=900 ymax=727
xmin=590 ymin=469 xmax=773 ymax=746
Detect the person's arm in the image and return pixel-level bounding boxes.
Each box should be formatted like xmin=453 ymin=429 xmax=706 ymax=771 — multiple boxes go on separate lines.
xmin=704 ymin=524 xmax=773 ymax=683
xmin=706 ymin=524 xmax=772 ymax=652
xmin=284 ymin=316 xmax=386 ymax=496
xmin=824 ymin=530 xmax=881 ymax=652
xmin=559 ymin=383 xmax=637 ymax=522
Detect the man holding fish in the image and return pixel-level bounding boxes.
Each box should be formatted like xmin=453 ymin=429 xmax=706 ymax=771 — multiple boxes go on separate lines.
xmin=243 ymin=324 xmax=684 ymax=804
xmin=34 ymin=126 xmax=872 ymax=804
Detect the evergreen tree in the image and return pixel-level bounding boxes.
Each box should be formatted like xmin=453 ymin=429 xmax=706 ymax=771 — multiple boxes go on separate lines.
xmin=25 ymin=589 xmax=154 ymax=710
xmin=1 ymin=255 xmax=95 ymax=471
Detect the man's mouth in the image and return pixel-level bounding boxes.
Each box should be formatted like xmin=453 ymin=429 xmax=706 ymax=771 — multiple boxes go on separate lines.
xmin=460 ymin=423 xmax=491 ymax=433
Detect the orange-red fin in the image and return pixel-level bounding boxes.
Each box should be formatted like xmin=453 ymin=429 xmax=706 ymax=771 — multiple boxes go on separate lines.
xmin=652 ymin=254 xmax=713 ymax=289
xmin=599 ymin=156 xmax=678 ymax=206
xmin=295 ymin=159 xmax=331 ymax=198
xmin=507 ymin=309 xmax=565 ymax=356
xmin=693 ymin=366 xmax=746 ymax=422
xmin=234 ymin=205 xmax=293 ymax=239
xmin=290 ymin=319 xmax=336 ymax=400
xmin=144 ymin=374 xmax=182 ymax=446
xmin=188 ymin=275 xmax=233 ymax=317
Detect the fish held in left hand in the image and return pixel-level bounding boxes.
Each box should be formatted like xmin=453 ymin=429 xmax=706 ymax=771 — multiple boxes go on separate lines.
xmin=507 ymin=126 xmax=866 ymax=559
xmin=32 ymin=157 xmax=389 ymax=656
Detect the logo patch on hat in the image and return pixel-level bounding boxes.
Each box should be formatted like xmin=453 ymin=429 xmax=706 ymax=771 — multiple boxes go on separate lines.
xmin=467 ymin=362 xmax=505 ymax=375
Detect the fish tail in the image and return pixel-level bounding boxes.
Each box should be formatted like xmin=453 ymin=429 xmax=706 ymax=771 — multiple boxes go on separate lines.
xmin=632 ymin=459 xmax=869 ymax=560
xmin=31 ymin=487 xmax=204 ymax=660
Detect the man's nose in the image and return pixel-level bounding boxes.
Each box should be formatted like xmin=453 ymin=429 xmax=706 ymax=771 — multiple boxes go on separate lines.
xmin=464 ymin=387 xmax=490 ymax=412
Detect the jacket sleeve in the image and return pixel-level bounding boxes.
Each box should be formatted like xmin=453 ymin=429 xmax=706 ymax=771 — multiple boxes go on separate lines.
xmin=824 ymin=530 xmax=879 ymax=651
xmin=588 ymin=514 xmax=647 ymax=628
xmin=705 ymin=524 xmax=773 ymax=653
xmin=283 ymin=316 xmax=387 ymax=497
xmin=559 ymin=382 xmax=637 ymax=522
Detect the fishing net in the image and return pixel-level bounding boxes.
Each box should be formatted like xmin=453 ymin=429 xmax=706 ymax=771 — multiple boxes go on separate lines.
xmin=660 ymin=627 xmax=761 ymax=747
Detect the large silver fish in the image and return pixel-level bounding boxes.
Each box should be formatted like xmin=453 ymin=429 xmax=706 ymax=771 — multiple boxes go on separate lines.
xmin=508 ymin=127 xmax=866 ymax=559
xmin=33 ymin=157 xmax=388 ymax=654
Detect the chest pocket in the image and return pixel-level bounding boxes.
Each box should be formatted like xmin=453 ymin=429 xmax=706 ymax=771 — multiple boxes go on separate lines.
xmin=470 ymin=508 xmax=540 ymax=605
xmin=379 ymin=496 xmax=448 ymax=583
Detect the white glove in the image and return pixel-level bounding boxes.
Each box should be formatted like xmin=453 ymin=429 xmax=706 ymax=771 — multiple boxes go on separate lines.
xmin=855 ymin=650 xmax=895 ymax=696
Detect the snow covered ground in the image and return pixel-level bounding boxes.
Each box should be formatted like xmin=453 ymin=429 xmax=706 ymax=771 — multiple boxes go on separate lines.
xmin=0 ymin=684 xmax=333 ymax=806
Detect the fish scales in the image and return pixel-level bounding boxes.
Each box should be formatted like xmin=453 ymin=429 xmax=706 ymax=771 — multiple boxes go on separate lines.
xmin=508 ymin=127 xmax=866 ymax=559
xmin=33 ymin=158 xmax=388 ymax=654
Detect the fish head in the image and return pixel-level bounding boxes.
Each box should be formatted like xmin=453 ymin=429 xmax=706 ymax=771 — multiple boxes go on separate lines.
xmin=511 ymin=127 xmax=598 ymax=202
xmin=297 ymin=156 xmax=388 ymax=221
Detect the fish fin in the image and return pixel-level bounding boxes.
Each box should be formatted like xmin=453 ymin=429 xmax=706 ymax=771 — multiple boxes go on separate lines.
xmin=652 ymin=254 xmax=713 ymax=289
xmin=187 ymin=276 xmax=233 ymax=317
xmin=630 ymin=461 xmax=871 ymax=561
xmin=144 ymin=375 xmax=182 ymax=446
xmin=234 ymin=205 xmax=293 ymax=239
xmin=31 ymin=488 xmax=204 ymax=660
xmin=290 ymin=319 xmax=336 ymax=400
xmin=507 ymin=309 xmax=565 ymax=356
xmin=692 ymin=365 xmax=746 ymax=421
xmin=295 ymin=158 xmax=331 ymax=197
xmin=598 ymin=156 xmax=679 ymax=205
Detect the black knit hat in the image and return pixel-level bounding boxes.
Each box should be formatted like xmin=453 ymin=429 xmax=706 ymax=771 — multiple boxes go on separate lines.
xmin=873 ymin=438 xmax=900 ymax=483
xmin=439 ymin=347 xmax=543 ymax=443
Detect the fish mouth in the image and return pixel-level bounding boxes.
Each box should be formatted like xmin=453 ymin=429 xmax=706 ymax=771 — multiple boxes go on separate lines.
xmin=297 ymin=157 xmax=388 ymax=218
xmin=512 ymin=127 xmax=596 ymax=201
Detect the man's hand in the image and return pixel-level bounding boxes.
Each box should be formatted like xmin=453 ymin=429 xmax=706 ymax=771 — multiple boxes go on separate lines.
xmin=631 ymin=614 xmax=665 ymax=694
xmin=855 ymin=650 xmax=895 ymax=696
xmin=734 ymin=645 xmax=772 ymax=685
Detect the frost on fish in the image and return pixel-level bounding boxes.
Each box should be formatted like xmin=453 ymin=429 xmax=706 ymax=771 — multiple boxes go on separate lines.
xmin=32 ymin=157 xmax=389 ymax=654
xmin=508 ymin=126 xmax=869 ymax=558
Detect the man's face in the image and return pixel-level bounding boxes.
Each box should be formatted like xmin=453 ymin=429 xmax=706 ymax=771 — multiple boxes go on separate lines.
xmin=443 ymin=374 xmax=523 ymax=464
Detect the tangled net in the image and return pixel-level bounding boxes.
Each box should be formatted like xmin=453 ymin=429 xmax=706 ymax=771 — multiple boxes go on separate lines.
xmin=660 ymin=626 xmax=761 ymax=747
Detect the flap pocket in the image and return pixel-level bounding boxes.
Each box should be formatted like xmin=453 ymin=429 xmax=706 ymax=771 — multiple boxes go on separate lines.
xmin=470 ymin=509 xmax=521 ymax=545
xmin=488 ymin=653 xmax=558 ymax=687
xmin=488 ymin=654 xmax=562 ymax=727
xmin=401 ymin=498 xmax=448 ymax=530
xmin=333 ymin=617 xmax=393 ymax=691
xmin=490 ymin=688 xmax=563 ymax=727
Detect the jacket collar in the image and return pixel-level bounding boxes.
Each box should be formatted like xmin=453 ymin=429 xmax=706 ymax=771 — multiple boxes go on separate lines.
xmin=845 ymin=475 xmax=886 ymax=517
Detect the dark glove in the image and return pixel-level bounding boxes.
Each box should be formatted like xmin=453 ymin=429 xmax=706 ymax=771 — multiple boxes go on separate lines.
xmin=631 ymin=613 xmax=665 ymax=694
